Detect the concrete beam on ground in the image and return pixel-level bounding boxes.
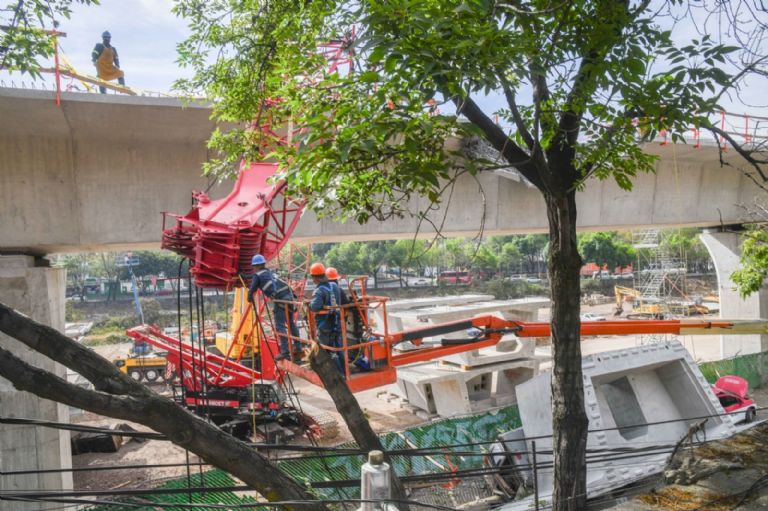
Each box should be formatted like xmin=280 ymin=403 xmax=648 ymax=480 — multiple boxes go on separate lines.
xmin=0 ymin=88 xmax=766 ymax=254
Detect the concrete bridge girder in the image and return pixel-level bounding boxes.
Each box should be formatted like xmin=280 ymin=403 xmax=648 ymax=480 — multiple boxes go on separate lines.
xmin=0 ymin=88 xmax=765 ymax=254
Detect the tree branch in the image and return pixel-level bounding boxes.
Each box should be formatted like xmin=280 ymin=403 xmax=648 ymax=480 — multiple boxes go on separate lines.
xmin=704 ymin=125 xmax=768 ymax=181
xmin=0 ymin=302 xmax=148 ymax=397
xmin=0 ymin=303 xmax=327 ymax=511
xmin=557 ymin=0 xmax=641 ymax=149
xmin=451 ymin=94 xmax=543 ymax=188
xmin=498 ymin=71 xmax=535 ymax=150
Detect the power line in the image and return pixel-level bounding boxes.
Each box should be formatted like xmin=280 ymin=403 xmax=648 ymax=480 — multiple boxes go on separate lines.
xmin=3 ymin=405 xmax=762 ymax=455
xmin=1 ymin=495 xmax=459 ymax=511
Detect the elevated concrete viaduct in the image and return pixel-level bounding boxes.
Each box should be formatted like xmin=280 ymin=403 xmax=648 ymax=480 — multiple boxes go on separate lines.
xmin=0 ymin=88 xmax=766 ymax=507
xmin=0 ymin=88 xmax=765 ymax=253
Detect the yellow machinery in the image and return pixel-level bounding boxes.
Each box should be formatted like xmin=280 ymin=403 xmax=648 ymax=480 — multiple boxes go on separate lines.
xmin=113 ymin=352 xmax=168 ymax=382
xmin=614 ymin=285 xmax=709 ymax=318
xmin=215 ymin=287 xmax=263 ymax=361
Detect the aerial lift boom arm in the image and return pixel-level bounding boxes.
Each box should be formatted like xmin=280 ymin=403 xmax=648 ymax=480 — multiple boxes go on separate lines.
xmin=278 ymin=313 xmax=768 ymax=392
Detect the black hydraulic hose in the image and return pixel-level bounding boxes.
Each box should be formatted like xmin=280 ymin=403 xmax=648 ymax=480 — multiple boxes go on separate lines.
xmin=176 ymin=258 xmax=193 ymax=502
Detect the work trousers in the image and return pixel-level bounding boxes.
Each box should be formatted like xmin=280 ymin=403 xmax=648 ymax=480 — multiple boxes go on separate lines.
xmin=273 ymin=303 xmax=300 ymax=355
xmin=317 ymin=329 xmax=346 ymax=374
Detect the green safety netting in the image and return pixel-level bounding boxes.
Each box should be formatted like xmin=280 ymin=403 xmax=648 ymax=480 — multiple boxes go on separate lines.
xmin=698 ymin=351 xmax=768 ymax=390
xmin=83 ymin=405 xmax=521 ymax=509
xmin=279 ymin=404 xmax=521 ymax=499
xmin=82 ymin=470 xmax=260 ymax=511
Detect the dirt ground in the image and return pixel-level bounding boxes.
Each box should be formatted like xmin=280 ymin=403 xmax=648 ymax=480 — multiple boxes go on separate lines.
xmin=73 ymin=342 xmax=425 ymax=490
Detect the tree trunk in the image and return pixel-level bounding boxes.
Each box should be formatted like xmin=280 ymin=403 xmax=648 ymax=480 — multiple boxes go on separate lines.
xmin=0 ymin=302 xmax=327 ymax=511
xmin=309 ymin=345 xmax=409 ymax=509
xmin=545 ymin=191 xmax=589 ymax=511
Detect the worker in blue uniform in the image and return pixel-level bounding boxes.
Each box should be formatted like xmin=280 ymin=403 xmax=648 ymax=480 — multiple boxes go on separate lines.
xmin=248 ymin=254 xmax=300 ymax=361
xmin=308 ymin=262 xmax=345 ymax=373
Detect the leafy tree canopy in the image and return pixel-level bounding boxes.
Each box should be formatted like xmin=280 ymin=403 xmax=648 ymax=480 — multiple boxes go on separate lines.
xmin=175 ymin=0 xmax=739 ymax=223
xmin=578 ymin=231 xmax=635 ymax=272
xmin=1 ymin=0 xmax=98 ymax=76
xmin=732 ymin=227 xmax=768 ymax=297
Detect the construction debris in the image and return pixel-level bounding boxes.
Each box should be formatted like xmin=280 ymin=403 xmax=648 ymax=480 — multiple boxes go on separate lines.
xmin=71 ymin=423 xmax=146 ymax=455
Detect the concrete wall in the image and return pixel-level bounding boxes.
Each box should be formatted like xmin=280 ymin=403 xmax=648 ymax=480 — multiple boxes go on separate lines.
xmin=0 ymin=256 xmax=72 ymax=510
xmin=0 ymin=88 xmax=228 ymax=254
xmin=0 ymin=88 xmax=765 ymax=254
xmin=700 ymin=230 xmax=768 ymax=357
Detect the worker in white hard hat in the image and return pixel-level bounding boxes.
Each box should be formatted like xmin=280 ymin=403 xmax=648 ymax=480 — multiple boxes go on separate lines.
xmin=248 ymin=254 xmax=300 ymax=361
xmin=91 ymin=30 xmax=125 ymax=94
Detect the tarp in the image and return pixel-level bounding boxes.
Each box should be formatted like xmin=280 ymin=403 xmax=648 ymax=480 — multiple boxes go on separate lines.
xmin=83 ymin=405 xmax=522 ymax=508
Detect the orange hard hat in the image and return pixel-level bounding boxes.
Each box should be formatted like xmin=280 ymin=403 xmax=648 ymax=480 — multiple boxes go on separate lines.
xmin=326 ymin=267 xmax=340 ymax=280
xmin=309 ymin=262 xmax=326 ymax=276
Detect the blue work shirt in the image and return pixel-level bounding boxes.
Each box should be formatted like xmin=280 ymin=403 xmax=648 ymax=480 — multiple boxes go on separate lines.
xmin=310 ymin=280 xmax=341 ymax=332
xmin=249 ymin=268 xmax=293 ymax=303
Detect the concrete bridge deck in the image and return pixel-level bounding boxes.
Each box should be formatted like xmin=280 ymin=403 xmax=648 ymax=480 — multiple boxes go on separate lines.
xmin=0 ymin=88 xmax=763 ymax=254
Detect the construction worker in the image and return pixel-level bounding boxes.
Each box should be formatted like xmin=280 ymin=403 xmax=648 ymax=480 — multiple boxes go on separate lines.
xmin=325 ymin=267 xmax=348 ymax=304
xmin=309 ymin=262 xmax=344 ymax=373
xmin=248 ymin=254 xmax=300 ymax=361
xmin=91 ymin=31 xmax=125 ymax=94
xmin=326 ymin=266 xmax=370 ymax=372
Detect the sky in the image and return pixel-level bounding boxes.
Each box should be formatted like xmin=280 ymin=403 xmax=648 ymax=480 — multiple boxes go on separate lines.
xmin=1 ymin=0 xmax=191 ymax=93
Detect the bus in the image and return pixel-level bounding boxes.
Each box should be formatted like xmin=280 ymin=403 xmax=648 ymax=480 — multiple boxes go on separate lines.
xmin=437 ymin=271 xmax=472 ymax=285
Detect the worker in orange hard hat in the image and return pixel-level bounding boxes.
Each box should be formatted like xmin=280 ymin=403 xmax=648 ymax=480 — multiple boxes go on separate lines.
xmin=309 ymin=262 xmax=344 ymax=373
xmin=325 ymin=267 xmax=349 ymax=304
xmin=325 ymin=267 xmax=371 ymax=372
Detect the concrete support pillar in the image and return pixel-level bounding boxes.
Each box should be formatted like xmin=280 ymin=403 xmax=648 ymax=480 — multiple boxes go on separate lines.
xmin=700 ymin=230 xmax=768 ymax=359
xmin=0 ymin=255 xmax=72 ymax=510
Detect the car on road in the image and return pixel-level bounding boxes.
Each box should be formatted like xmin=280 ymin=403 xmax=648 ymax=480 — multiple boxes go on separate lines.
xmin=580 ymin=312 xmax=606 ymax=321
xmin=412 ymin=278 xmax=431 ymax=287
xmin=712 ymin=375 xmax=757 ymax=423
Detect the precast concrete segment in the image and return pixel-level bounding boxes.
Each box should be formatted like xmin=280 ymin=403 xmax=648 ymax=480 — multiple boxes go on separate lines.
xmin=497 ymin=340 xmax=738 ymax=511
xmin=0 ymin=88 xmax=766 ymax=253
xmin=0 ymin=256 xmax=72 ymax=511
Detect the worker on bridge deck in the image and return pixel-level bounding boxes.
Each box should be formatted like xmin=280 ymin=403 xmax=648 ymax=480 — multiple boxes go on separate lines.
xmin=248 ymin=254 xmax=300 ymax=361
xmin=309 ymin=262 xmax=344 ymax=373
xmin=91 ymin=31 xmax=125 ymax=94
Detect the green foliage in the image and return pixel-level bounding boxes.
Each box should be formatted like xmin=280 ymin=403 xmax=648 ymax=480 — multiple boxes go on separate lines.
xmin=0 ymin=0 xmax=98 ymax=76
xmin=64 ymin=301 xmax=83 ymax=322
xmin=82 ymin=333 xmax=131 ymax=347
xmin=138 ymin=298 xmax=162 ymax=325
xmin=131 ymin=251 xmax=185 ymax=279
xmin=481 ymin=278 xmax=549 ymax=300
xmin=91 ymin=314 xmax=135 ymax=334
xmin=732 ymin=227 xmax=768 ymax=298
xmin=513 ymin=235 xmax=548 ymax=273
xmin=580 ymin=279 xmax=603 ymax=295
xmin=662 ymin=229 xmax=710 ymax=271
xmin=175 ymin=0 xmax=736 ymax=223
xmin=578 ymin=232 xmax=635 ymax=273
